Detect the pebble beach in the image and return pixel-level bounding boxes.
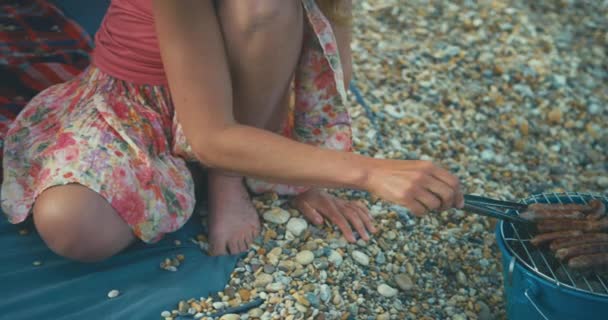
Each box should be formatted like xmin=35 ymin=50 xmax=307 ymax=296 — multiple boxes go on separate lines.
xmin=163 ymin=1 xmax=607 ymax=319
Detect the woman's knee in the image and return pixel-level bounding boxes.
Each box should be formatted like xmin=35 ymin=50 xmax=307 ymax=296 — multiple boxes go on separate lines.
xmin=220 ymin=0 xmax=301 ymax=34
xmin=33 ymin=185 xmax=133 ymax=262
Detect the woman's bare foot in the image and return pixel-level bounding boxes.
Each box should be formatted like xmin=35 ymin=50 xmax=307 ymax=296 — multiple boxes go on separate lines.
xmin=207 ymin=171 xmax=261 ymax=255
xmin=293 ymin=189 xmax=377 ymax=243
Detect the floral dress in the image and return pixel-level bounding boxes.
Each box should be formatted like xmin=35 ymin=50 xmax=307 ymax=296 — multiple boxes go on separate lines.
xmin=1 ymin=0 xmax=353 ymax=243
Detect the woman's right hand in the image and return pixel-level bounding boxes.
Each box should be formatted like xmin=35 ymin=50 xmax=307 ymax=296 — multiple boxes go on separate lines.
xmin=365 ymin=159 xmax=464 ymax=216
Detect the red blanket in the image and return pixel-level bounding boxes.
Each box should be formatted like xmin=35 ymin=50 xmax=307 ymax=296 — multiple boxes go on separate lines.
xmin=0 ymin=0 xmax=92 ymax=145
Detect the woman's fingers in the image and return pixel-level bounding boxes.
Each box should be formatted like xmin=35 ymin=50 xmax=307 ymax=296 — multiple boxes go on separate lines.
xmin=409 ymin=187 xmax=441 ymax=212
xmin=429 ymin=166 xmax=462 ymax=208
xmin=295 ymin=199 xmax=324 ymax=225
xmin=349 ymin=201 xmax=377 ymax=233
xmin=320 ymin=196 xmax=356 ymax=242
xmin=338 ymin=201 xmax=369 ymax=241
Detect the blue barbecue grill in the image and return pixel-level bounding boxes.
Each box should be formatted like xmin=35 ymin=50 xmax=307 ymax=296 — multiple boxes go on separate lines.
xmin=496 ymin=192 xmax=608 ymax=320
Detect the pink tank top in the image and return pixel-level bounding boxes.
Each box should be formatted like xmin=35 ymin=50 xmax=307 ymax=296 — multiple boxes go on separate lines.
xmin=92 ymin=0 xmax=167 ymax=85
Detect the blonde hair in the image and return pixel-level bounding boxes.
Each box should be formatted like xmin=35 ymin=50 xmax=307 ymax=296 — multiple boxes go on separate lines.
xmin=317 ymin=0 xmax=352 ymax=26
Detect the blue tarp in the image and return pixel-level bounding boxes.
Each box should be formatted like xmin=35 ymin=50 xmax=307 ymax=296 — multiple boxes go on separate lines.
xmin=51 ymin=0 xmax=110 ymax=37
xmin=0 ymin=213 xmax=238 ymax=320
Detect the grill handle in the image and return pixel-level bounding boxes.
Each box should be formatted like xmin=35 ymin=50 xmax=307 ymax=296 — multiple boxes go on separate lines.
xmin=524 ymin=279 xmax=549 ymax=320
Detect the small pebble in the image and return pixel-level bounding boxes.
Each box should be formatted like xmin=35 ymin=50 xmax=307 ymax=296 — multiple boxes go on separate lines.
xmin=178 ymin=301 xmax=189 ymax=314
xmin=352 ymin=250 xmax=370 ymax=266
xmin=477 ymin=301 xmax=492 ymax=320
xmin=263 ymin=208 xmax=290 ymax=224
xmin=161 ymin=311 xmax=171 ymax=317
xmin=394 ymin=273 xmax=415 ymax=292
xmin=377 ymin=284 xmax=398 ymax=298
xmin=32 ymin=261 xmax=42 ymax=266
xmin=457 ymin=271 xmax=467 ymax=285
xmin=266 ymin=282 xmax=285 ymax=292
xmin=107 ymin=289 xmax=120 ymax=299
xmin=295 ymin=250 xmax=314 ymax=265
xmin=219 ymin=314 xmax=239 ymax=320
xmin=327 ymin=250 xmax=343 ymax=267
xmin=254 ymin=274 xmax=273 ymax=288
xmin=248 ymin=308 xmax=264 ymax=317
xmin=286 ymin=218 xmax=308 ymax=237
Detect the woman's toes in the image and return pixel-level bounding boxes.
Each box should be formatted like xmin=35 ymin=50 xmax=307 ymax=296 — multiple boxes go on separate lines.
xmin=209 ymin=242 xmax=227 ymax=256
xmin=228 ymin=240 xmax=241 ymax=255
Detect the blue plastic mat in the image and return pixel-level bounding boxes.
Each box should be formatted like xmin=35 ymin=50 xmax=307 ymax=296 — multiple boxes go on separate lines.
xmin=0 ymin=213 xmax=238 ymax=320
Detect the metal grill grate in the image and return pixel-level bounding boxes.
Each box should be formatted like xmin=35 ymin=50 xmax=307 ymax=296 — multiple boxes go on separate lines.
xmin=500 ymin=192 xmax=608 ymax=297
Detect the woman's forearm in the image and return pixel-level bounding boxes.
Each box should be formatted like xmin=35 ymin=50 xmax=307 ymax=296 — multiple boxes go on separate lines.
xmin=204 ymin=123 xmax=371 ymax=190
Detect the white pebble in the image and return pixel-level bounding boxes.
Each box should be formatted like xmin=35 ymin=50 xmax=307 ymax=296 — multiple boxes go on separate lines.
xmin=328 ymin=250 xmax=343 ymax=267
xmin=295 ymin=250 xmax=314 ymax=265
xmin=598 ymin=177 xmax=608 ymax=188
xmin=213 ymin=301 xmax=225 ymax=310
xmin=161 ymin=311 xmax=171 ymax=317
xmin=219 ymin=314 xmax=240 ymax=320
xmin=107 ymin=289 xmax=120 ymax=299
xmin=385 ymin=104 xmax=406 ymax=119
xmin=248 ymin=308 xmax=264 ymax=317
xmin=254 ymin=273 xmax=274 ymax=288
xmin=266 ymin=282 xmax=285 ymax=292
xmin=377 ymin=284 xmax=399 ymax=297
xmin=263 ymin=208 xmax=290 ymax=224
xmin=286 ymin=218 xmax=308 ymax=237
xmin=457 ymin=271 xmax=468 ymax=285
xmin=352 ymin=250 xmax=370 ymax=266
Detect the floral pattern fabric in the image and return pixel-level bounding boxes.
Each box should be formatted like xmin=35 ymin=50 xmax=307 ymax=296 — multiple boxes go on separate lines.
xmin=1 ymin=0 xmax=352 ymax=242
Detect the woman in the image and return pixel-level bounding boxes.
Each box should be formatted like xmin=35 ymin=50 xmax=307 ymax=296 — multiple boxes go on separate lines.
xmin=1 ymin=0 xmax=463 ymax=261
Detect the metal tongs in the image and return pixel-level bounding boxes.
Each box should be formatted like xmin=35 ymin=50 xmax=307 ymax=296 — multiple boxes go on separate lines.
xmin=463 ymin=194 xmax=532 ymax=224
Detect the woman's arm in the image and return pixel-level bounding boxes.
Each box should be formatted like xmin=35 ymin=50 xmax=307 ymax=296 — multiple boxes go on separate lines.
xmin=153 ymin=0 xmax=366 ymax=189
xmin=153 ymin=0 xmax=462 ymax=214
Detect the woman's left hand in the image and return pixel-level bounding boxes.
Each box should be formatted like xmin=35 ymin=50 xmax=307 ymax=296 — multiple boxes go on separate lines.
xmin=292 ymin=188 xmax=377 ymax=242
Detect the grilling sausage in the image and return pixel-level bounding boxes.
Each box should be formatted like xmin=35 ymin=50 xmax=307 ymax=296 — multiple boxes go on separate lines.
xmin=537 ymin=218 xmax=608 ymax=233
xmin=555 ymin=243 xmax=608 ymax=261
xmin=528 ymin=203 xmax=592 ymax=212
xmin=549 ymin=233 xmax=608 ymax=251
xmin=520 ymin=209 xmax=584 ymax=222
xmin=530 ymin=230 xmax=583 ymax=247
xmin=568 ymin=253 xmax=608 ymax=270
xmin=586 ymin=199 xmax=606 ymax=220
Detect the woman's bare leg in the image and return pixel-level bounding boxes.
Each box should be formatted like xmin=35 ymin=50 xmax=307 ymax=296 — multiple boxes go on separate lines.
xmin=33 ymin=184 xmax=135 ymax=262
xmin=207 ymin=0 xmax=303 ymax=255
